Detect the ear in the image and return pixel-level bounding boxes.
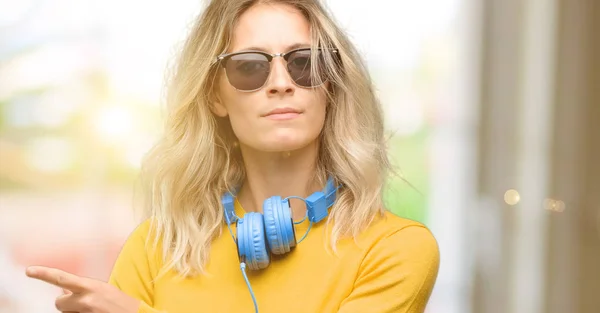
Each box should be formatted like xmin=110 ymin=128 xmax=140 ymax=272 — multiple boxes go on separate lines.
xmin=211 ymin=101 xmax=228 ymax=117
xmin=210 ymin=93 xmax=228 ymax=117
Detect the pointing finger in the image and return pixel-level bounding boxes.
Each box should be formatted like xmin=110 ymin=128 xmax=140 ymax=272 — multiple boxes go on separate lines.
xmin=26 ymin=266 xmax=88 ymax=293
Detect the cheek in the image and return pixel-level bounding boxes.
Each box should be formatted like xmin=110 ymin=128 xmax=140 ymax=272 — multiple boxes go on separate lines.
xmin=228 ymin=111 xmax=255 ymax=138
xmin=308 ymin=98 xmax=327 ymax=132
xmin=310 ymin=90 xmax=328 ymax=123
xmin=219 ymin=97 xmax=263 ymax=145
xmin=224 ymin=100 xmax=256 ymax=136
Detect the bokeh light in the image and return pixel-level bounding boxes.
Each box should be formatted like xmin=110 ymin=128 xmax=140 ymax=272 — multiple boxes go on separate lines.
xmin=543 ymin=198 xmax=566 ymax=213
xmin=504 ymin=189 xmax=521 ymax=205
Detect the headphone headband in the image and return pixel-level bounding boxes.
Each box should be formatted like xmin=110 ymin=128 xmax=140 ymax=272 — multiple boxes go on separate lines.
xmin=222 ymin=192 xmax=237 ymax=225
xmin=222 ymin=177 xmax=339 ymax=225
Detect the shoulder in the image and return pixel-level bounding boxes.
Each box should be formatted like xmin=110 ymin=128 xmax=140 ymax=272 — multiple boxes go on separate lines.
xmin=117 ymin=218 xmax=163 ymax=262
xmin=110 ymin=218 xmax=164 ymax=283
xmin=357 ymin=210 xmax=440 ymax=273
xmin=382 ymin=211 xmax=438 ymax=247
xmin=127 ymin=217 xmax=159 ymax=242
xmin=360 ymin=210 xmax=438 ymax=245
xmin=335 ymin=211 xmax=440 ymax=311
xmin=133 ymin=218 xmax=155 ymax=238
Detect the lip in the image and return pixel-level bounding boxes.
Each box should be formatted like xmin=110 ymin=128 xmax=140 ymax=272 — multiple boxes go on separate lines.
xmin=263 ymin=107 xmax=303 ymax=120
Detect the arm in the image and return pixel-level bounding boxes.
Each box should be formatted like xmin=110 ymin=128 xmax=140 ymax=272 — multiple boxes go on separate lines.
xmin=109 ymin=219 xmax=165 ymax=313
xmin=24 ymin=220 xmax=164 ymax=313
xmin=338 ymin=225 xmax=440 ymax=313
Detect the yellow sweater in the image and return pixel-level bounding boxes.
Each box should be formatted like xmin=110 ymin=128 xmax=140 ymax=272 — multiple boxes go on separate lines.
xmin=108 ymin=199 xmax=440 ymax=313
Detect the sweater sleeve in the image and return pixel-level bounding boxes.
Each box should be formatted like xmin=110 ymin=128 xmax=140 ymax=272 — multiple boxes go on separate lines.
xmin=337 ymin=225 xmax=440 ymax=313
xmin=108 ymin=219 xmax=165 ymax=313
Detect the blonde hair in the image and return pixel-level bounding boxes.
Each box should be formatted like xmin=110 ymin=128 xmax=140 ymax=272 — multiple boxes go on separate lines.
xmin=140 ymin=0 xmax=392 ymax=277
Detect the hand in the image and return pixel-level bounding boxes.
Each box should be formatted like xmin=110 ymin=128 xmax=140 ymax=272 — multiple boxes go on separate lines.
xmin=25 ymin=266 xmax=140 ymax=313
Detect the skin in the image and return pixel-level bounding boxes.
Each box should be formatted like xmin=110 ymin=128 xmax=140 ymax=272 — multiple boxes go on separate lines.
xmin=25 ymin=3 xmax=331 ymax=311
xmin=25 ymin=266 xmax=139 ymax=313
xmin=213 ymin=3 xmax=329 ymax=219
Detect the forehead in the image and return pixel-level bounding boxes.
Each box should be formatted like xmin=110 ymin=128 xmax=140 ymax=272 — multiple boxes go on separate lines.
xmin=229 ymin=3 xmax=311 ymax=53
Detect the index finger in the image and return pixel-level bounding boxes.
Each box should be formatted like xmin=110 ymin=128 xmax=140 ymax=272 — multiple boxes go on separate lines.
xmin=26 ymin=266 xmax=87 ymax=293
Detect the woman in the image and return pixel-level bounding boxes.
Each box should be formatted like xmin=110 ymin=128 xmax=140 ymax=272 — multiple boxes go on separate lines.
xmin=26 ymin=0 xmax=440 ymax=312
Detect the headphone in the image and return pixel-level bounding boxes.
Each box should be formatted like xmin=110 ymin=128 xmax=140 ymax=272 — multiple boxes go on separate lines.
xmin=221 ymin=177 xmax=340 ymax=312
xmin=221 ymin=177 xmax=340 ymax=271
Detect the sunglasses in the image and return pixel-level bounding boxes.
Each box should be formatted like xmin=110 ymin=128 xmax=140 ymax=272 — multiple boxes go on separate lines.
xmin=216 ymin=47 xmax=338 ymax=92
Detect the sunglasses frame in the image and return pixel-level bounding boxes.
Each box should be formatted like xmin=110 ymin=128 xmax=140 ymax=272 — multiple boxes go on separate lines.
xmin=215 ymin=47 xmax=339 ymax=92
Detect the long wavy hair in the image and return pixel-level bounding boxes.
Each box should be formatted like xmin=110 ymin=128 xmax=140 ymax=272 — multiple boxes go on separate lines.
xmin=139 ymin=0 xmax=392 ymax=277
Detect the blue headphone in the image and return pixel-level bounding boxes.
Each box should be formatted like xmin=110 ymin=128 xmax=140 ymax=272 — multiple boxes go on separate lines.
xmin=221 ymin=177 xmax=340 ymax=271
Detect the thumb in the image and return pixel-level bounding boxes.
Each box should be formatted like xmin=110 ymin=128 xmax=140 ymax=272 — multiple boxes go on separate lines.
xmin=60 ymin=289 xmax=77 ymax=313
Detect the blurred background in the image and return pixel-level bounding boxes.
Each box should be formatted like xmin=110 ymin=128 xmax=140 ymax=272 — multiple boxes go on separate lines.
xmin=0 ymin=0 xmax=598 ymax=312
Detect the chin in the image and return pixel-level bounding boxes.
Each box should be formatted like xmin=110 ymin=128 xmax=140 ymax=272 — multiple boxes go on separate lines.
xmin=260 ymin=139 xmax=312 ymax=152
xmin=238 ymin=127 xmax=322 ymax=153
xmin=257 ymin=132 xmax=318 ymax=152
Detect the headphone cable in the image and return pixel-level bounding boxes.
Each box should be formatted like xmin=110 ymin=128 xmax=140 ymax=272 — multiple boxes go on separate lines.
xmin=240 ymin=262 xmax=259 ymax=313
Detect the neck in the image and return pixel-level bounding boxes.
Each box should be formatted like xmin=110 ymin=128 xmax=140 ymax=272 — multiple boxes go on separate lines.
xmin=236 ymin=141 xmax=322 ymax=220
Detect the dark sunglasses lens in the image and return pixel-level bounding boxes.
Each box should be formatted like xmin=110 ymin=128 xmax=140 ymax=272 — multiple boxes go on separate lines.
xmin=286 ymin=49 xmax=327 ymax=87
xmin=224 ymin=53 xmax=270 ymax=91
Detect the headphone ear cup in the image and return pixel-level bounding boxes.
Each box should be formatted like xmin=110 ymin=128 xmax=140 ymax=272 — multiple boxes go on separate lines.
xmin=263 ymin=196 xmax=297 ymax=255
xmin=237 ymin=213 xmax=270 ymax=270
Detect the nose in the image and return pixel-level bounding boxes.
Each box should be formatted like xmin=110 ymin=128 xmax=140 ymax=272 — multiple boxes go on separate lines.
xmin=266 ymin=58 xmax=295 ymax=96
